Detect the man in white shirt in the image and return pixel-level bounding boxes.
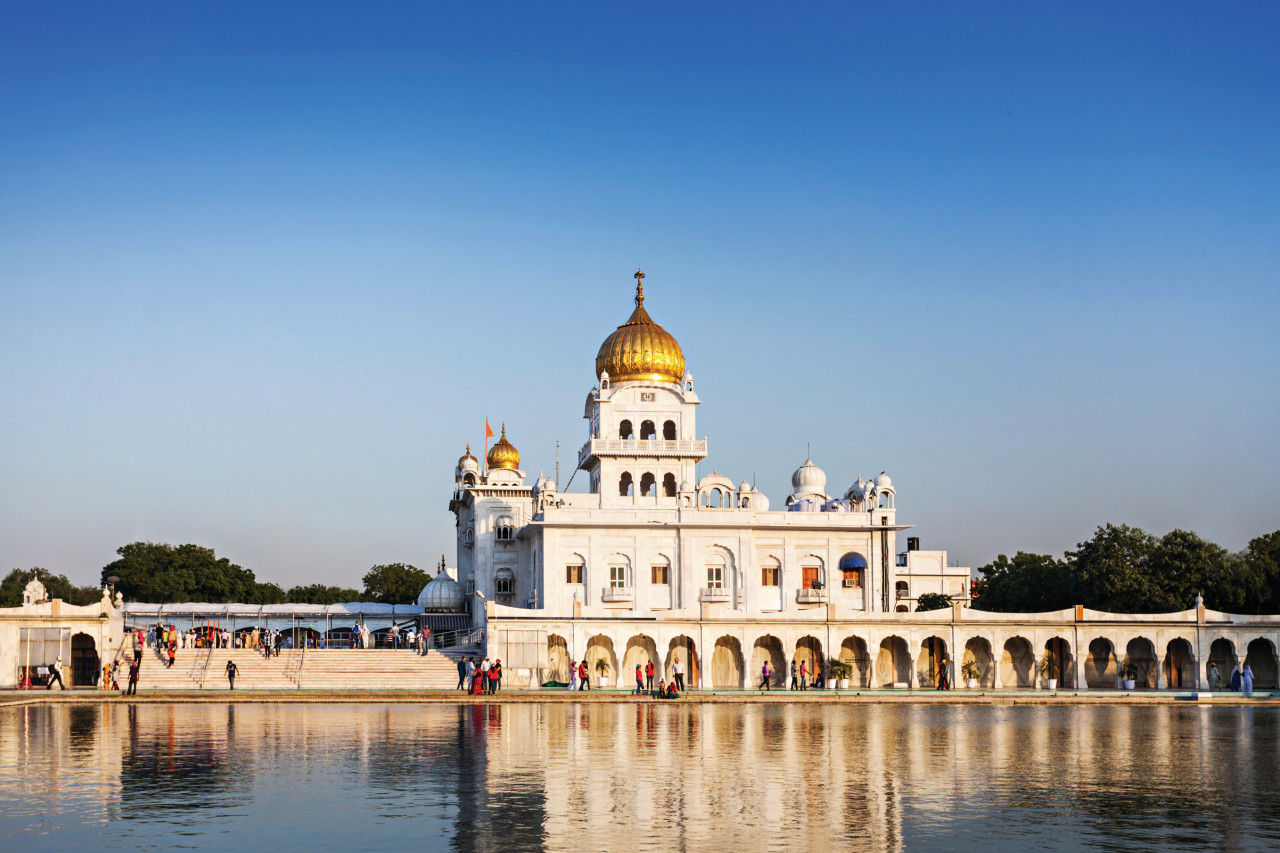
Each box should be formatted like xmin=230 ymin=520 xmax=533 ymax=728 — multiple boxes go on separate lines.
xmin=47 ymin=656 xmax=66 ymax=690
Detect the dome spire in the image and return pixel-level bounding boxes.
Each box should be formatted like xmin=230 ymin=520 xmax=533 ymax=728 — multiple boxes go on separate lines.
xmin=595 ymin=269 xmax=685 ymax=384
xmin=634 ymin=268 xmax=645 ymax=305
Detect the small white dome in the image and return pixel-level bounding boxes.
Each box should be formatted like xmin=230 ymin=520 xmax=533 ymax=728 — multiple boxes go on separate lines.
xmin=791 ymin=458 xmax=827 ymax=494
xmin=680 ymin=481 xmax=692 ymax=492
xmin=417 ymin=575 xmax=465 ymax=611
xmin=875 ymin=471 xmax=892 ymax=489
xmin=738 ymin=480 xmax=752 ymax=493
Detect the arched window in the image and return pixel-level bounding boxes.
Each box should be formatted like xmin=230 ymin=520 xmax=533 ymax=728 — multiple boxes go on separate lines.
xmin=619 ymin=472 xmax=633 ymax=497
xmin=619 ymin=420 xmax=633 ymax=439
xmin=640 ymin=420 xmax=656 ymax=440
xmin=839 ymin=553 xmax=867 ymax=588
xmin=801 ymin=557 xmax=824 ymax=590
xmin=705 ymin=554 xmax=726 ymax=589
xmin=662 ymin=473 xmax=676 ymax=497
xmin=608 ymin=556 xmax=630 ymax=589
xmin=650 ymin=556 xmax=670 ymax=585
xmin=565 ymin=556 xmax=585 ymax=585
xmin=761 ymin=556 xmax=781 ymax=587
xmin=462 ymin=473 xmax=476 ymax=486
xmin=495 ymin=568 xmax=515 ymax=596
xmin=663 ymin=420 xmax=676 ymax=440
xmin=895 ymin=581 xmax=909 ymax=599
xmin=710 ymin=487 xmax=723 ymax=508
xmin=496 ymin=516 xmax=515 ymax=541
xmin=639 ymin=472 xmax=656 ymax=496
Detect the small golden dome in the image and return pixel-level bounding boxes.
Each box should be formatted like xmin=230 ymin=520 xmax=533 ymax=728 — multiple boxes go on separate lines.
xmin=486 ymin=424 xmax=521 ymax=470
xmin=595 ymin=269 xmax=685 ymax=385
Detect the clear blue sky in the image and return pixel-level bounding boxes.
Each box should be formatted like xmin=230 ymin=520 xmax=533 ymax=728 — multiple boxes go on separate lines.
xmin=2 ymin=3 xmax=1277 ymax=589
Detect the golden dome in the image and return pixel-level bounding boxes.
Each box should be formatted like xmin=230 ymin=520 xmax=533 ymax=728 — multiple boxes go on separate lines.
xmin=595 ymin=270 xmax=685 ymax=385
xmin=486 ymin=424 xmax=521 ymax=470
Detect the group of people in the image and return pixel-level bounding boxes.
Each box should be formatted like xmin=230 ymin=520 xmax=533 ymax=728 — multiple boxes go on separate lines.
xmin=456 ymin=656 xmax=502 ymax=694
xmin=632 ymin=660 xmax=681 ymax=699
xmin=563 ymin=655 xmax=686 ymax=694
xmin=1208 ymin=661 xmax=1258 ymax=692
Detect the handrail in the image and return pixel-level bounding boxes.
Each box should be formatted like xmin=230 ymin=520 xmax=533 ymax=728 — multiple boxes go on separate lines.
xmin=291 ymin=642 xmax=306 ymax=690
xmin=196 ymin=643 xmax=214 ymax=689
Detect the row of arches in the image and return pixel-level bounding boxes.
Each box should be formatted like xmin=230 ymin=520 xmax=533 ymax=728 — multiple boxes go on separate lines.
xmin=544 ymin=632 xmax=1280 ymax=690
xmin=619 ymin=471 xmax=678 ymax=498
xmin=618 ymin=419 xmax=677 ymax=441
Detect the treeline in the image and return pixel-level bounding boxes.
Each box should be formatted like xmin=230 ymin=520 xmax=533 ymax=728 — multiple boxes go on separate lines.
xmin=0 ymin=542 xmax=435 ymax=608
xmin=973 ymin=524 xmax=1280 ymax=615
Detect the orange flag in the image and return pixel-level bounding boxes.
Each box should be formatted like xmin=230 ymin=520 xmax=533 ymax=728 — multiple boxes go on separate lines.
xmin=485 ymin=419 xmax=494 ymax=439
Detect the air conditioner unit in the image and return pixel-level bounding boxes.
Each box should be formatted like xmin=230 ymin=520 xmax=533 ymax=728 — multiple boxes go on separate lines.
xmin=842 ymin=579 xmax=858 ymax=588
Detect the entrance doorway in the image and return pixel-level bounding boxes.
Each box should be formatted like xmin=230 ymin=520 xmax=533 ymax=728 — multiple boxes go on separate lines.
xmin=71 ymin=633 xmax=99 ymax=687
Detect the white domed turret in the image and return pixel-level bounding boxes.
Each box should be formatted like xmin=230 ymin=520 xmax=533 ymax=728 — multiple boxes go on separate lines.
xmin=418 ymin=573 xmax=465 ymax=612
xmin=791 ymin=458 xmax=826 ymax=494
xmin=875 ymin=471 xmax=892 ymax=489
xmin=456 ymin=445 xmax=481 ymax=486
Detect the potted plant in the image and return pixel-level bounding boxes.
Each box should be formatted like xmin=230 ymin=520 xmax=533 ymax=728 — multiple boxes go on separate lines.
xmin=594 ymin=657 xmax=610 ymax=688
xmin=828 ymin=657 xmax=852 ymax=690
xmin=1119 ymin=660 xmax=1138 ymax=690
xmin=960 ymin=659 xmax=981 ymax=689
xmin=1039 ymin=651 xmax=1059 ymax=690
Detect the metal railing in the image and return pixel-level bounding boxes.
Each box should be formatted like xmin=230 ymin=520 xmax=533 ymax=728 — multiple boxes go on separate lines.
xmin=578 ymin=438 xmax=707 ymax=466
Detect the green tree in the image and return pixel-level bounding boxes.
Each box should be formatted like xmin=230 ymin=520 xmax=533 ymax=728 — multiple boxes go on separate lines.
xmin=285 ymin=584 xmax=364 ymax=605
xmin=251 ymin=582 xmax=288 ymax=605
xmin=914 ymin=592 xmax=953 ymax=612
xmin=102 ymin=542 xmax=263 ymax=603
xmin=1147 ymin=529 xmax=1233 ymax=612
xmin=1069 ymin=524 xmax=1159 ymax=613
xmin=361 ymin=563 xmax=430 ymax=604
xmin=971 ymin=552 xmax=1074 ymax=613
xmin=0 ymin=568 xmax=101 ymax=607
xmin=1235 ymin=530 xmax=1280 ymax=614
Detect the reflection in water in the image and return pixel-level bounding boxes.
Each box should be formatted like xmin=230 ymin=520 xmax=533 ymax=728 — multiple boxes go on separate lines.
xmin=0 ymin=702 xmax=1277 ymax=852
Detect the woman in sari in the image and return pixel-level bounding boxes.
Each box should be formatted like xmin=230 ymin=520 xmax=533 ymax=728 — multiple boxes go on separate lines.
xmin=470 ymin=665 xmax=485 ymax=695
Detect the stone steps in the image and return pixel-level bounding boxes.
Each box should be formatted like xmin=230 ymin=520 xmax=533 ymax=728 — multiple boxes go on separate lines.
xmin=133 ymin=648 xmax=470 ymax=691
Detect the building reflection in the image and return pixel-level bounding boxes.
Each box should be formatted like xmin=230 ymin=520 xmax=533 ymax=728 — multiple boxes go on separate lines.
xmin=1 ymin=702 xmax=1277 ymax=851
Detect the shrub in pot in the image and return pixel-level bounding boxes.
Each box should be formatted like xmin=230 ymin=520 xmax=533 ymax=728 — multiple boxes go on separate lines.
xmin=828 ymin=657 xmax=853 ymax=690
xmin=594 ymin=658 xmax=610 ymax=688
xmin=1119 ymin=660 xmax=1138 ymax=690
xmin=1038 ymin=651 xmax=1060 ymax=690
xmin=960 ymin=659 xmax=981 ymax=689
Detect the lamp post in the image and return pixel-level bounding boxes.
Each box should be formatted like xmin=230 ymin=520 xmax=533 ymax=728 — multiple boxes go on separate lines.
xmin=107 ymin=576 xmax=119 ymax=597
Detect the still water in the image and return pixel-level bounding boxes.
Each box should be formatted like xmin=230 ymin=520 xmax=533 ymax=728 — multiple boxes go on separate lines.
xmin=0 ymin=702 xmax=1276 ymax=852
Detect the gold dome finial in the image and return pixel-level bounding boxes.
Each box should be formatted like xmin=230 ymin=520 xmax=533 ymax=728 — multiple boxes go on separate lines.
xmin=595 ymin=270 xmax=684 ymax=385
xmin=486 ymin=423 xmax=521 ymax=470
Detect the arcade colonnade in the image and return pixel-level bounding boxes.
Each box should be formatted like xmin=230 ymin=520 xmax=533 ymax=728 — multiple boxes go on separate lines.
xmin=489 ymin=603 xmax=1280 ymax=690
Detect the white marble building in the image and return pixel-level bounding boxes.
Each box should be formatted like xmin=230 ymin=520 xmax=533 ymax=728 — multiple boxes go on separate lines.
xmin=445 ymin=272 xmax=1280 ymax=692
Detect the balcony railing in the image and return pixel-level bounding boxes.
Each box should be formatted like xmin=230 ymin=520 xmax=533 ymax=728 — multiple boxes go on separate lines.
xmin=578 ymin=438 xmax=707 ymax=467
xmin=700 ymin=587 xmax=731 ymax=602
xmin=796 ymin=588 xmax=828 ymax=604
xmin=601 ymin=587 xmax=634 ymax=603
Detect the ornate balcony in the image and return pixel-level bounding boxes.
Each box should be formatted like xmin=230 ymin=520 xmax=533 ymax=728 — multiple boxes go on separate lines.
xmin=796 ymin=588 xmax=828 ymax=604
xmin=700 ymin=587 xmax=731 ymax=602
xmin=578 ymin=438 xmax=707 ymax=467
xmin=601 ymin=587 xmax=634 ymax=603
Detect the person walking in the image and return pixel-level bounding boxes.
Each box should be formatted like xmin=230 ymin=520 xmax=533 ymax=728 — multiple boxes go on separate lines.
xmin=635 ymin=663 xmax=645 ymax=695
xmin=1242 ymin=664 xmax=1255 ymax=693
xmin=167 ymin=641 xmax=176 ymax=668
xmin=799 ymin=660 xmax=809 ymax=691
xmin=568 ymin=660 xmax=578 ymax=691
xmin=422 ymin=625 xmax=431 ymax=654
xmin=790 ymin=660 xmax=799 ymax=690
xmin=127 ymin=658 xmax=140 ymax=695
xmin=759 ymin=661 xmax=772 ymax=690
xmin=111 ymin=659 xmax=121 ymax=691
xmin=456 ymin=656 xmax=468 ymax=691
xmin=645 ymin=660 xmax=655 ymax=692
xmin=1230 ymin=664 xmax=1242 ymax=692
xmin=225 ymin=659 xmax=238 ymax=690
xmin=937 ymin=659 xmax=951 ymax=690
xmin=47 ymin=656 xmax=66 ymax=690
xmin=480 ymin=658 xmax=491 ymax=694
xmin=1208 ymin=661 xmax=1222 ymax=691
xmin=493 ymin=659 xmax=502 ymax=692
xmin=578 ymin=660 xmax=590 ymax=690
xmin=672 ymin=655 xmax=685 ymax=692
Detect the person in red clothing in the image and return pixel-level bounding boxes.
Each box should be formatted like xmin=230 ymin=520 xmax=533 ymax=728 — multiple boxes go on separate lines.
xmin=634 ymin=663 xmax=644 ymax=695
xmin=644 ymin=660 xmax=655 ymax=692
xmin=578 ymin=660 xmax=590 ymax=691
xmin=486 ymin=661 xmax=499 ymax=695
xmin=799 ymin=660 xmax=809 ymax=690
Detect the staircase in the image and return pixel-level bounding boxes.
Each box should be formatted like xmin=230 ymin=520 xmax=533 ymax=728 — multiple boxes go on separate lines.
xmin=134 ymin=647 xmax=467 ymax=691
